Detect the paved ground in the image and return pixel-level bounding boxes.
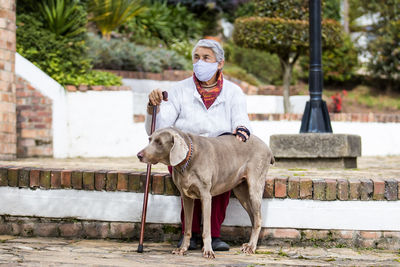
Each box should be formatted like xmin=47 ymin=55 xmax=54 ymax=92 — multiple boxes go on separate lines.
xmin=0 ymin=236 xmax=399 ymax=266
xmin=1 ymin=156 xmax=399 ymax=179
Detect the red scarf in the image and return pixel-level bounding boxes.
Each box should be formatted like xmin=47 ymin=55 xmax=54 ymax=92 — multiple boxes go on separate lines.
xmin=193 ymin=71 xmax=223 ymax=109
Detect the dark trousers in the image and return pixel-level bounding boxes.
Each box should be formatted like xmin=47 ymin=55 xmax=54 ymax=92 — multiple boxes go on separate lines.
xmin=168 ymin=166 xmax=231 ymax=237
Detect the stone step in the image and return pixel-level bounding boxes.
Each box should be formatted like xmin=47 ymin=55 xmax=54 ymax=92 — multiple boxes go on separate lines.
xmin=1 ymin=165 xmax=399 ymax=201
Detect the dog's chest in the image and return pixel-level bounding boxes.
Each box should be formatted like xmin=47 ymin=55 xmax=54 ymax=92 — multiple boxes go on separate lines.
xmin=172 ymin=171 xmax=201 ymax=199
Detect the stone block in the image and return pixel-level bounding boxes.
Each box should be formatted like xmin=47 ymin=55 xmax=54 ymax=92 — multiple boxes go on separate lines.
xmin=83 ymin=222 xmax=109 ymax=238
xmin=39 ymin=170 xmax=51 ymax=189
xmin=313 ymin=179 xmax=326 ymax=200
xmin=152 ymin=173 xmax=165 ymax=195
xmin=71 ymin=171 xmax=82 ymax=189
xmin=325 ymin=179 xmax=337 ymax=200
xmin=18 ymin=168 xmax=29 ymax=187
xmin=7 ymin=167 xmax=18 ymax=187
xmin=82 ymin=171 xmax=95 ymax=190
xmin=373 ymin=179 xmax=385 ymax=200
xmin=274 ymin=176 xmax=288 ymax=198
xmin=263 ymin=177 xmax=274 ymax=198
xmin=106 ymin=171 xmax=117 ymax=191
xmin=60 ymin=223 xmax=83 ymax=238
xmin=360 ymin=179 xmax=373 ymax=200
xmin=50 ymin=170 xmax=61 ymax=189
xmin=273 ymin=229 xmax=300 ymax=239
xmin=29 ymin=169 xmax=40 ymax=188
xmin=117 ymin=172 xmax=128 ymax=191
xmin=288 ymin=177 xmax=300 ymax=199
xmin=337 ymin=179 xmax=349 ymax=200
xmin=299 ymin=178 xmax=312 ymax=199
xmin=94 ymin=171 xmax=106 ymax=191
xmin=349 ymin=179 xmax=360 ymax=200
xmin=60 ymin=170 xmax=71 ymax=188
xmin=34 ymin=223 xmax=59 ymax=237
xmin=164 ymin=174 xmax=179 ymax=196
xmin=385 ymin=179 xmax=398 ymax=201
xmin=139 ymin=172 xmax=150 ymax=193
xmin=270 ymin=133 xmax=361 ymax=168
xmin=109 ymin=222 xmax=135 ymax=239
xmin=128 ymin=172 xmax=142 ymax=192
xmin=0 ymin=167 xmax=7 ymax=186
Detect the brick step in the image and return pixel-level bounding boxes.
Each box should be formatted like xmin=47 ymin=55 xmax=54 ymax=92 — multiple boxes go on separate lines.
xmin=1 ymin=166 xmax=399 ymax=201
xmin=0 ymin=216 xmax=399 ymax=249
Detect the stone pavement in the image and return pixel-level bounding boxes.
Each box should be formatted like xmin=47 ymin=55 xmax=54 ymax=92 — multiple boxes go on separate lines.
xmin=0 ymin=236 xmax=399 ymax=267
xmin=1 ymin=156 xmax=399 ymax=179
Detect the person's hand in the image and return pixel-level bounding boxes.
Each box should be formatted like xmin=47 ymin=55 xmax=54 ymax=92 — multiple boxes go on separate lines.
xmin=147 ymin=89 xmax=165 ymax=114
xmin=148 ymin=89 xmax=164 ymax=106
xmin=233 ymin=126 xmax=250 ymax=142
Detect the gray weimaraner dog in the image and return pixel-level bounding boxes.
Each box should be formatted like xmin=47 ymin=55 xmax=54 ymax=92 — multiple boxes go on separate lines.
xmin=137 ymin=127 xmax=274 ymax=258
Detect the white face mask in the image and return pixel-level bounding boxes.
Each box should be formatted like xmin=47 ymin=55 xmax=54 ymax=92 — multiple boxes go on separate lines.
xmin=193 ymin=60 xmax=219 ymax=82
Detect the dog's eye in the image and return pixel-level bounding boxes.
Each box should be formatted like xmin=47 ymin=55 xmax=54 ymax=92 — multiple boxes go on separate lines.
xmin=154 ymin=139 xmax=162 ymax=146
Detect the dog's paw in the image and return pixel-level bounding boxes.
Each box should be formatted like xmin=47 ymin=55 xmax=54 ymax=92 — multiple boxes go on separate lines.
xmin=172 ymin=247 xmax=187 ymax=256
xmin=240 ymin=243 xmax=255 ymax=254
xmin=202 ymin=248 xmax=215 ymax=259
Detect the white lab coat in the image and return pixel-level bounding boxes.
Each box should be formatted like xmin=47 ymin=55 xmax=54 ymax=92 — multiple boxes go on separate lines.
xmin=145 ymin=77 xmax=251 ymax=137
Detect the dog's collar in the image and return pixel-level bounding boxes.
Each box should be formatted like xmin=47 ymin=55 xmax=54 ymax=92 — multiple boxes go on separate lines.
xmin=175 ymin=136 xmax=193 ymax=173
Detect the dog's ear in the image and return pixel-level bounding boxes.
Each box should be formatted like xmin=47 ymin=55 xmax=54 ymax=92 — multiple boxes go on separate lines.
xmin=169 ymin=132 xmax=189 ymax=166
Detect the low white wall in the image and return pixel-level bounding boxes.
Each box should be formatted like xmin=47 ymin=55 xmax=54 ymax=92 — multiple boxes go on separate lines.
xmin=66 ymin=91 xmax=147 ymax=157
xmin=15 ymin=53 xmax=69 ymax=158
xmin=1 ymin=187 xmax=400 ymax=231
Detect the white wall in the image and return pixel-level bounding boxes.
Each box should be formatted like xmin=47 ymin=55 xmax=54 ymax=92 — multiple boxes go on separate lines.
xmin=66 ymin=91 xmax=148 ymax=157
xmin=1 ymin=187 xmax=400 ymax=231
xmin=15 ymin=53 xmax=69 ymax=158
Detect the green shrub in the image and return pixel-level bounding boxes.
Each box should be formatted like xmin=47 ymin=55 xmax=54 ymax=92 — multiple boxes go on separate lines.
xmin=63 ymin=70 xmax=122 ymax=86
xmin=38 ymin=0 xmax=87 ymax=38
xmin=224 ymin=42 xmax=282 ymax=85
xmin=300 ymin=34 xmax=359 ymax=82
xmin=223 ymin=64 xmax=260 ymax=86
xmin=17 ymin=12 xmax=121 ymax=86
xmin=87 ymin=34 xmax=189 ymax=72
xmin=120 ymin=1 xmax=203 ymax=47
xmin=16 ymin=13 xmax=92 ymax=84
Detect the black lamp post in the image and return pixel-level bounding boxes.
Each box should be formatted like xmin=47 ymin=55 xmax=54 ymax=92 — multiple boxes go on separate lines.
xmin=300 ymin=0 xmax=332 ymax=133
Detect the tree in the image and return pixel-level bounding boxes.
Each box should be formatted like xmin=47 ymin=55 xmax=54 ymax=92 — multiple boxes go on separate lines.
xmin=349 ymin=0 xmax=400 ymax=92
xmin=233 ymin=0 xmax=342 ymax=113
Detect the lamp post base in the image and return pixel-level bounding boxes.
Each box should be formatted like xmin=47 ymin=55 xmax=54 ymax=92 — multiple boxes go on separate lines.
xmin=300 ymin=100 xmax=332 ymax=133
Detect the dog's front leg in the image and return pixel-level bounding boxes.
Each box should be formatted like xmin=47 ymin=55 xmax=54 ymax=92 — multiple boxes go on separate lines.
xmin=201 ymin=193 xmax=215 ymax=259
xmin=172 ymin=195 xmax=194 ymax=256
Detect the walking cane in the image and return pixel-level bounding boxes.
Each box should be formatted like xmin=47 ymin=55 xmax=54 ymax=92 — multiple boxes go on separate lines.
xmin=137 ymin=91 xmax=168 ymax=253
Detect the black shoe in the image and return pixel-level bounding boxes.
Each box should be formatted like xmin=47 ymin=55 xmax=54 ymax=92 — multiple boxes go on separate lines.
xmin=177 ymin=234 xmax=199 ymax=250
xmin=211 ymin=237 xmax=230 ymax=251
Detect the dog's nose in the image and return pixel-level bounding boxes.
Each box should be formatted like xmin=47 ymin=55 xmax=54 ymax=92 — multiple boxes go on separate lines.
xmin=137 ymin=151 xmax=144 ymax=161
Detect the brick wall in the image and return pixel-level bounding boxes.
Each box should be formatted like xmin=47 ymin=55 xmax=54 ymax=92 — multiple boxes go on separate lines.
xmin=16 ymin=76 xmax=52 ymax=157
xmin=0 ymin=0 xmax=16 ymax=159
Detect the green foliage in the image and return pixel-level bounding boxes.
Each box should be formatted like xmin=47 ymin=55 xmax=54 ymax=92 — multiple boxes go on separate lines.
xmin=233 ymin=17 xmax=343 ymax=60
xmin=254 ymin=0 xmax=309 ymax=20
xmin=323 ymin=0 xmax=341 ymax=21
xmin=224 ymin=42 xmax=282 ymax=85
xmin=63 ymin=70 xmax=122 ymax=85
xmin=38 ymin=0 xmax=87 ymax=37
xmin=16 ymin=13 xmax=121 ymax=86
xmin=121 ymin=1 xmax=203 ymax=47
xmin=368 ymin=19 xmax=400 ymax=85
xmin=300 ymin=34 xmax=359 ymax=82
xmin=223 ymin=64 xmax=261 ymax=86
xmin=166 ymin=0 xmax=250 ymax=35
xmin=17 ymin=14 xmax=91 ymax=85
xmin=88 ymin=0 xmax=146 ymax=40
xmin=87 ymin=33 xmax=189 ymax=72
